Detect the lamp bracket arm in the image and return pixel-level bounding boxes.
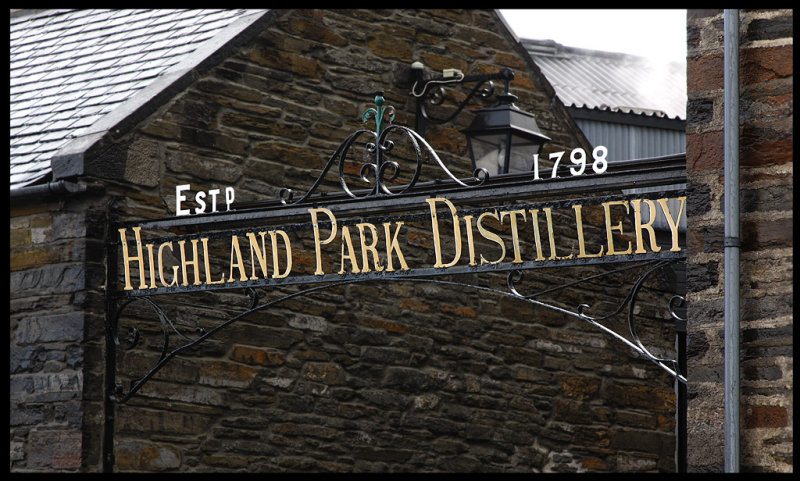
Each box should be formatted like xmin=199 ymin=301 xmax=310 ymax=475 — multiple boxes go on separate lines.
xmin=413 ymin=67 xmax=515 ymax=128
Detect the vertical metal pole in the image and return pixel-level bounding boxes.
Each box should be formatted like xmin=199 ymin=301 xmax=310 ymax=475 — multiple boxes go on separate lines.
xmin=103 ymin=221 xmax=118 ymax=472
xmin=723 ymin=8 xmax=741 ymax=474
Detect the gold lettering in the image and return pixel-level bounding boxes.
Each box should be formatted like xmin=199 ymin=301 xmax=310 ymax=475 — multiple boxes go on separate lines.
xmin=118 ymin=227 xmax=147 ymax=291
xmin=383 ymin=222 xmax=408 ymax=272
xmin=309 ymin=208 xmax=337 ymax=275
xmin=426 ymin=197 xmax=462 ymax=268
xmin=338 ymin=225 xmax=360 ymax=274
xmin=269 ymin=230 xmax=292 ymax=279
xmin=201 ymin=238 xmax=225 ymax=285
xmin=500 ymin=209 xmax=526 ymax=264
xmin=477 ymin=210 xmax=505 ymax=265
xmin=357 ymin=223 xmax=383 ymax=273
xmin=178 ymin=239 xmax=202 ymax=286
xmin=657 ymin=197 xmax=685 ymax=252
xmin=228 ymin=235 xmax=248 ymax=282
xmin=572 ymin=205 xmax=604 ymax=258
xmin=528 ymin=209 xmax=546 ymax=261
xmin=631 ymin=199 xmax=661 ymax=254
xmin=246 ymin=232 xmax=270 ymax=280
xmin=543 ymin=207 xmax=573 ymax=260
xmin=602 ymin=200 xmax=632 ymax=255
xmin=157 ymin=242 xmax=179 ymax=287
xmin=463 ymin=215 xmax=477 ymax=266
xmin=145 ymin=243 xmax=157 ymax=289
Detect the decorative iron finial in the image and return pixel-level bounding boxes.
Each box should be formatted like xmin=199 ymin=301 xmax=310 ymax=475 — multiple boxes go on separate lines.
xmin=362 ymin=90 xmax=395 ymax=136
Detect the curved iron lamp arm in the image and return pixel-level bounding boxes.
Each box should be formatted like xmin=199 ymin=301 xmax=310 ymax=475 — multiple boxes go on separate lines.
xmin=411 ymin=66 xmax=515 ymax=133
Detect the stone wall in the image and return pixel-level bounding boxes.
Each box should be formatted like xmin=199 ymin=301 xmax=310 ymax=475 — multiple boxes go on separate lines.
xmin=685 ymin=8 xmax=793 ymax=472
xmin=10 ymin=192 xmax=107 ymax=471
xmin=10 ymin=9 xmax=683 ymax=472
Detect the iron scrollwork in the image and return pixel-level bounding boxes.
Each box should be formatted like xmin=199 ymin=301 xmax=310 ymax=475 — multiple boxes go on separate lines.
xmin=278 ymin=92 xmax=488 ymax=207
xmin=108 ymin=286 xmax=289 ymax=403
xmin=108 ymin=259 xmax=686 ymax=404
xmin=411 ymin=65 xmax=514 ymax=131
xmin=506 ymin=259 xmax=687 ymax=383
xmin=108 ymin=296 xmax=206 ymax=403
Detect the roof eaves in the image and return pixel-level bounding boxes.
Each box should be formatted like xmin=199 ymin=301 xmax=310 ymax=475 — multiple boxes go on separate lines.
xmin=566 ymin=105 xmax=686 ymax=130
xmin=49 ymin=9 xmax=271 ymax=181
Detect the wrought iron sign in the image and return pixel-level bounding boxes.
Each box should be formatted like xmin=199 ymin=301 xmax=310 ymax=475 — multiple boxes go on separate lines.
xmin=107 ymin=90 xmax=687 ymax=392
xmin=103 ymin=90 xmax=688 ymax=470
xmin=116 ymin=193 xmax=685 ymax=295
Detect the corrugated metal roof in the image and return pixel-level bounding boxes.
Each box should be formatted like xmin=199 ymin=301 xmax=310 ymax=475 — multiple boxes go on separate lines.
xmin=10 ymin=9 xmax=260 ymax=190
xmin=523 ymin=39 xmax=686 ymax=121
xmin=574 ymin=118 xmax=685 ymax=161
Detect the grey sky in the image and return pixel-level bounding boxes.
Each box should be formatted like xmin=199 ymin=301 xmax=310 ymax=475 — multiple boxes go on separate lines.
xmin=498 ymin=9 xmax=687 ymax=63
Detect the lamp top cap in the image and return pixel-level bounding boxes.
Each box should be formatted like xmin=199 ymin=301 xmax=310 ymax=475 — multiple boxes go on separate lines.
xmin=462 ymin=102 xmax=551 ymax=142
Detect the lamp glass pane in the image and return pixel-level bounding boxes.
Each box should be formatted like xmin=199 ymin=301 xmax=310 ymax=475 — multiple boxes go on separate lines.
xmin=469 ymin=132 xmax=545 ymax=174
xmin=507 ymin=135 xmax=544 ymax=172
xmin=468 ymin=133 xmax=507 ymax=176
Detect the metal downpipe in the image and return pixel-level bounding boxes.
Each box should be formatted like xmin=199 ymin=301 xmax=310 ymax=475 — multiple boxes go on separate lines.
xmin=723 ymin=9 xmax=741 ymax=473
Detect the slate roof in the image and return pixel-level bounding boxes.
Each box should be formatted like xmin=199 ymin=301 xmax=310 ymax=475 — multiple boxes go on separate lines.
xmin=522 ymin=39 xmax=686 ymax=121
xmin=10 ymin=9 xmax=263 ymax=190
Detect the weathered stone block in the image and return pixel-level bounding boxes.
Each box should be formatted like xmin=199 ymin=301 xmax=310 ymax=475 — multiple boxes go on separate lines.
xmin=687 ymin=261 xmax=719 ymax=292
xmin=9 ymin=371 xmax=83 ymax=403
xmin=686 ymin=181 xmax=712 ymax=217
xmin=686 ymin=98 xmax=715 ymax=127
xmin=246 ymin=46 xmax=325 ymax=78
xmin=351 ymin=446 xmax=414 ymax=463
xmin=230 ymin=344 xmax=287 ymax=366
xmin=115 ymin=440 xmax=181 ymax=471
xmin=741 ymin=218 xmax=793 ymax=250
xmin=302 ymin=362 xmax=346 ymax=385
xmin=124 ymin=139 xmax=161 ymax=187
xmin=116 ymin=407 xmax=213 ymax=435
xmin=605 ymin=383 xmax=674 ymax=411
xmin=9 ymin=264 xmax=85 ymax=298
xmin=361 ymin=346 xmax=411 ymax=365
xmin=516 ymin=366 xmax=555 ymax=384
xmin=741 ymin=45 xmax=794 ymax=85
xmin=28 ymin=429 xmax=82 ymax=470
xmin=739 ymin=125 xmax=794 ymax=168
xmin=9 ymin=248 xmax=61 ymax=271
xmin=687 ymin=54 xmax=723 ymax=92
xmin=382 ymin=367 xmax=443 ymax=392
xmin=198 ymin=360 xmax=257 ymax=388
xmin=686 ymin=130 xmax=723 ymax=173
xmin=560 ymin=374 xmax=601 ymax=400
xmin=14 ymin=312 xmax=84 ymax=344
xmin=280 ymin=16 xmax=347 ymax=46
xmin=287 ymin=313 xmax=328 ymax=332
xmin=225 ymin=324 xmax=304 ymax=349
xmin=610 ymin=428 xmax=672 ymax=454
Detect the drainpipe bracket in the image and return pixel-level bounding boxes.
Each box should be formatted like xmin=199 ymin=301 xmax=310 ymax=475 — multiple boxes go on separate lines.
xmin=724 ymin=237 xmax=741 ymax=248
